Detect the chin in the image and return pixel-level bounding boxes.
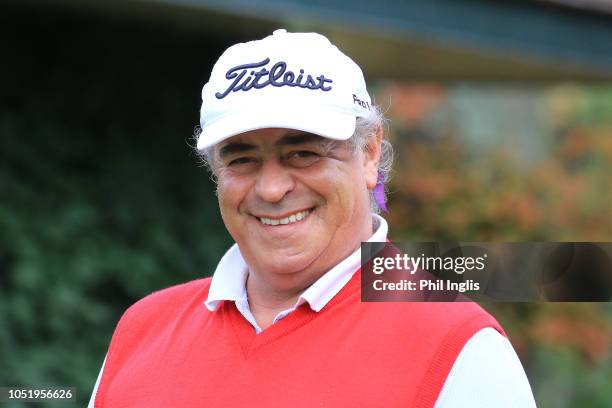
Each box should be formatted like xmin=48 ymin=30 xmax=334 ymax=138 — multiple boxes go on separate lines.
xmin=266 ymin=258 xmax=309 ymax=274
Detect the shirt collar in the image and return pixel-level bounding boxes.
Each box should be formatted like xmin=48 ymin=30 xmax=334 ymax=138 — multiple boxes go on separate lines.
xmin=205 ymin=214 xmax=388 ymax=312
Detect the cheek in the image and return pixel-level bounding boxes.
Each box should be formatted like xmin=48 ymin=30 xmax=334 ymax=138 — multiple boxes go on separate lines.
xmin=216 ymin=175 xmax=250 ymax=214
xmin=307 ymin=162 xmax=367 ymax=216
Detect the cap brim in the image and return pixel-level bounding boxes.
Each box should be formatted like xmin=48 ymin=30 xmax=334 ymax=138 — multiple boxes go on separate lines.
xmin=197 ymin=106 xmax=356 ymax=150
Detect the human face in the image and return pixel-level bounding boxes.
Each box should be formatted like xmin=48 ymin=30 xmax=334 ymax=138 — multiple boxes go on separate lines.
xmin=212 ymin=128 xmax=381 ymax=289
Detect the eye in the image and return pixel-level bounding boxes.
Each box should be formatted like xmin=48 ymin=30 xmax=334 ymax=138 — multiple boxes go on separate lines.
xmin=229 ymin=157 xmax=255 ymax=166
xmin=226 ymin=157 xmax=259 ymax=173
xmin=284 ymin=150 xmax=321 ymax=168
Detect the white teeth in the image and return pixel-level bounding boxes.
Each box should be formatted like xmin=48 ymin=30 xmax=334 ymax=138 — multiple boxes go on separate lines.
xmin=258 ymin=210 xmax=311 ymax=226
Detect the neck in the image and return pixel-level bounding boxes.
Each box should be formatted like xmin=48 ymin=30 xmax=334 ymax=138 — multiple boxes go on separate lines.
xmin=246 ymin=273 xmax=308 ymax=330
xmin=245 ymin=214 xmax=376 ymax=331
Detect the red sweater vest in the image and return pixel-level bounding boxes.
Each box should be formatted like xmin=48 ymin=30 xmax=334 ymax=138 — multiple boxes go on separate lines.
xmin=95 ymin=270 xmax=503 ymax=408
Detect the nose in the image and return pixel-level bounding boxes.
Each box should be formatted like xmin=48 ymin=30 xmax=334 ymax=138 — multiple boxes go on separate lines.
xmin=255 ymin=158 xmax=295 ymax=203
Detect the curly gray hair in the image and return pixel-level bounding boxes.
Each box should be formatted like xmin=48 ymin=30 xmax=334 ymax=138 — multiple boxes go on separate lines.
xmin=194 ymin=104 xmax=393 ymax=213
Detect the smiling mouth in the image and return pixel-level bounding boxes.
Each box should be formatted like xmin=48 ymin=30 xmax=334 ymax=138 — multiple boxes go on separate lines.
xmin=257 ymin=209 xmax=313 ymax=226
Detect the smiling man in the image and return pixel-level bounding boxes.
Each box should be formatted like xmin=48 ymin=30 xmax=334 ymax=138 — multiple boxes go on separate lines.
xmin=212 ymin=127 xmax=380 ymax=329
xmin=89 ymin=30 xmax=536 ymax=407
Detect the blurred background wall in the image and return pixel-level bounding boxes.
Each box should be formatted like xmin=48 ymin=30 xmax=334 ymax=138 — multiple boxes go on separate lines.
xmin=1 ymin=0 xmax=610 ymax=406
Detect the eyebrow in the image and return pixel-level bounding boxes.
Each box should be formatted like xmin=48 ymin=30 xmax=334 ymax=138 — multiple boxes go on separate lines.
xmin=218 ymin=132 xmax=324 ymax=159
xmin=218 ymin=142 xmax=256 ymax=159
xmin=276 ymin=132 xmax=323 ymax=146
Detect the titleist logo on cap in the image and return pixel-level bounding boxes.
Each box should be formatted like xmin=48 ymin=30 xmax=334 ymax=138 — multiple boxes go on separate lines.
xmin=215 ymin=58 xmax=333 ymax=99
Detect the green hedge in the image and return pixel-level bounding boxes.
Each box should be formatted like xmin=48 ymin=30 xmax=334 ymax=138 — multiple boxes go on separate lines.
xmin=0 ymin=6 xmax=236 ymax=405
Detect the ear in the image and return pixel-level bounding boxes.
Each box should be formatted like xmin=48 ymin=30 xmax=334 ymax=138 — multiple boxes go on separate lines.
xmin=363 ymin=125 xmax=383 ymax=190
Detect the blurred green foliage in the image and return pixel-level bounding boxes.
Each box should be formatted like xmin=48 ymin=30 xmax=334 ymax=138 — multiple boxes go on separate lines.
xmin=0 ymin=4 xmax=610 ymax=408
xmin=0 ymin=6 xmax=236 ymax=406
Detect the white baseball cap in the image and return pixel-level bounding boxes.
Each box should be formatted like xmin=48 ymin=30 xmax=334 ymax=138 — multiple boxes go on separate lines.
xmin=197 ymin=29 xmax=372 ymax=150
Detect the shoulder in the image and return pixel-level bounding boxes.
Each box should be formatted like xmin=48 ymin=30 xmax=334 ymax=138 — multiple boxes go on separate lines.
xmin=361 ymin=300 xmax=503 ymax=339
xmin=423 ymin=301 xmax=503 ymax=334
xmin=116 ymin=277 xmax=213 ymax=332
xmin=104 ymin=277 xmax=213 ymax=357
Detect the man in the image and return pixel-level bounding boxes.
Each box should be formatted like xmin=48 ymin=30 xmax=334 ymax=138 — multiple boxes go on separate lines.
xmin=89 ymin=29 xmax=536 ymax=407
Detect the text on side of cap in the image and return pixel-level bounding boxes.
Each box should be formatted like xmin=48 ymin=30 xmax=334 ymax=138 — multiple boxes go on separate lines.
xmin=353 ymin=94 xmax=370 ymax=110
xmin=215 ymin=58 xmax=333 ymax=99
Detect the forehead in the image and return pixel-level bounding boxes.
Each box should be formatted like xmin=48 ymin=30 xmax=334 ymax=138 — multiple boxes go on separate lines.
xmin=221 ymin=128 xmax=323 ymax=146
xmin=215 ymin=128 xmax=327 ymax=156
